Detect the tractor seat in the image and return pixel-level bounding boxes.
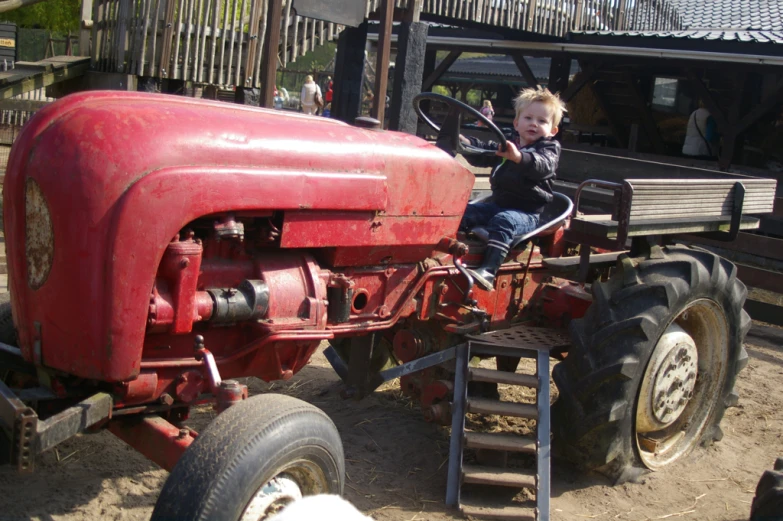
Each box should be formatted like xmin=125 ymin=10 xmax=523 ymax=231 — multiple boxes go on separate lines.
xmin=470 ymin=192 xmax=574 ymax=249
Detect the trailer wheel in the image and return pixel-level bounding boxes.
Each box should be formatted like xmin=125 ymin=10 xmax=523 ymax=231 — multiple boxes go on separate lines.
xmin=552 ymin=246 xmax=750 ymax=483
xmin=151 ymin=394 xmax=344 ymax=521
xmin=0 ymin=292 xmax=17 ymax=346
xmin=751 ymin=458 xmax=783 ymax=521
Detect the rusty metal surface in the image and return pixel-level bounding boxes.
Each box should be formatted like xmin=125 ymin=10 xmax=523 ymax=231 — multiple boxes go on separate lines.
xmin=107 ymin=415 xmax=196 ymax=472
xmin=35 ymin=393 xmax=113 ymax=453
xmin=23 ymin=178 xmax=53 ymax=291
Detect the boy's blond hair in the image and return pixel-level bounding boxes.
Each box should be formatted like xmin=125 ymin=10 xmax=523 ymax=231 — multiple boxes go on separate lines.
xmin=513 ymin=87 xmax=567 ymax=128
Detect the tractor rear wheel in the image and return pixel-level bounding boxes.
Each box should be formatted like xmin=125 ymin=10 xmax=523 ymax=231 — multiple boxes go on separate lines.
xmin=552 ymin=246 xmax=750 ymax=483
xmin=751 ymin=458 xmax=783 ymax=521
xmin=329 ymin=335 xmax=397 ymax=373
xmin=151 ymin=394 xmax=344 ymax=521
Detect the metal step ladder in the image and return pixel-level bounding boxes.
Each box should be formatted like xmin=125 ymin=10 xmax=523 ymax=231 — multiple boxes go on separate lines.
xmin=446 ymin=326 xmax=570 ymax=521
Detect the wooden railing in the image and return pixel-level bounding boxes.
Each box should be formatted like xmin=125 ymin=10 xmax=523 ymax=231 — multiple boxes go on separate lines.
xmin=91 ymin=0 xmax=682 ymax=88
xmin=428 ymin=0 xmax=683 ymax=36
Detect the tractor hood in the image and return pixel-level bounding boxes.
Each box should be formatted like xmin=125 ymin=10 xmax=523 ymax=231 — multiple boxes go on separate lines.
xmin=3 ymin=91 xmax=473 ymax=381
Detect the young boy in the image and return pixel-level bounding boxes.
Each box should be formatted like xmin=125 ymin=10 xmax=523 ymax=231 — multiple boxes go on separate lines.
xmin=461 ymin=87 xmax=566 ymax=290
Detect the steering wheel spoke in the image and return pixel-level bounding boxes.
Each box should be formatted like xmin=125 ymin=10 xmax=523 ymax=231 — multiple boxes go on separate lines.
xmin=413 ymin=92 xmax=507 ymax=157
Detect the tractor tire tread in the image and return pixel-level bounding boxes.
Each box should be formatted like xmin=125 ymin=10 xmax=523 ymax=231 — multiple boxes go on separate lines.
xmin=151 ymin=394 xmax=344 ymax=521
xmin=552 ymin=246 xmax=748 ymax=482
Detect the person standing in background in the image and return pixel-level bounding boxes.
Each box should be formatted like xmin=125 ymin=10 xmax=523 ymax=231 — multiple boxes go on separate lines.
xmin=478 ymin=99 xmax=495 ymax=127
xmin=324 ymin=78 xmax=334 ymax=117
xmin=300 ymin=75 xmax=322 ymax=115
xmin=682 ymin=102 xmax=719 ymax=159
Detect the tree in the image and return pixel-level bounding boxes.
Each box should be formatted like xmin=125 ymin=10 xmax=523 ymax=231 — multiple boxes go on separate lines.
xmin=2 ymin=0 xmax=80 ymax=33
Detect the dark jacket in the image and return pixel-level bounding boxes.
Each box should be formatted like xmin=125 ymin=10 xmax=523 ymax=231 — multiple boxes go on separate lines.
xmin=466 ymin=136 xmax=559 ymax=214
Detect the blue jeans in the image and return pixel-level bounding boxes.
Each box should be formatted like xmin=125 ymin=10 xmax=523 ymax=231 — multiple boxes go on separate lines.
xmin=460 ymin=202 xmax=540 ymax=245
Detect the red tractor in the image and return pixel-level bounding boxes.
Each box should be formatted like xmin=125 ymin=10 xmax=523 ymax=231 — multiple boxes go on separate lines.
xmin=0 ymin=91 xmax=775 ymax=520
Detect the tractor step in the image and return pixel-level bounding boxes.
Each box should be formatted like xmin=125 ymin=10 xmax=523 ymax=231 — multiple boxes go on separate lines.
xmin=446 ymin=326 xmax=559 ymax=521
xmin=469 ymin=367 xmax=538 ymax=388
xmin=467 ymin=397 xmax=538 ymax=419
xmin=464 ymin=432 xmax=536 ymax=453
xmin=462 ymin=464 xmax=536 ymax=488
xmin=460 ymin=499 xmax=536 ymax=521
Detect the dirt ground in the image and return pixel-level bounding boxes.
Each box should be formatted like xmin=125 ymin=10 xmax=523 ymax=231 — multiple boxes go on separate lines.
xmin=0 ymin=332 xmax=780 ymax=521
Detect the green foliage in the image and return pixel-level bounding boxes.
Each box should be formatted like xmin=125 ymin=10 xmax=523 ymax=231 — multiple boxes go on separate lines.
xmin=2 ymin=0 xmax=81 ymax=33
xmin=293 ymin=42 xmax=336 ymax=73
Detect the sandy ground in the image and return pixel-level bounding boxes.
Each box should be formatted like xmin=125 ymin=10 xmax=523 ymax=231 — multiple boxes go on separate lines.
xmin=0 ymin=333 xmax=780 ymax=521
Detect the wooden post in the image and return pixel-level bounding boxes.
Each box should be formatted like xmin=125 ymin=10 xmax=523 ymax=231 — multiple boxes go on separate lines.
xmin=547 ymin=55 xmax=570 ymax=94
xmin=244 ymin=0 xmax=264 ymax=88
xmin=332 ymin=22 xmax=367 ymax=124
xmin=560 ymin=61 xmax=600 ymax=102
xmin=624 ymin=73 xmax=666 ymax=154
xmin=79 ymin=0 xmax=94 ymax=56
xmin=261 ymin=0 xmax=283 ymax=107
xmin=159 ymin=0 xmax=177 ymax=78
xmin=371 ymin=0 xmax=393 ymax=123
xmin=388 ymin=20 xmax=427 ymax=133
xmin=422 ymin=50 xmax=460 ymax=91
xmin=526 ymin=0 xmax=537 ymax=31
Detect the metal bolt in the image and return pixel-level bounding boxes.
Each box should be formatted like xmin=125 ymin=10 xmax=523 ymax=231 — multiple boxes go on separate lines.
xmin=194 ymin=335 xmax=205 ymax=352
xmin=177 ymin=428 xmax=189 ymax=439
xmin=159 ymin=393 xmax=174 ymax=406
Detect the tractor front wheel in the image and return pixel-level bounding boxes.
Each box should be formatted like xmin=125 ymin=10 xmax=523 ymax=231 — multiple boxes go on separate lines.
xmin=553 ymin=246 xmax=750 ymax=483
xmin=151 ymin=394 xmax=344 ymax=521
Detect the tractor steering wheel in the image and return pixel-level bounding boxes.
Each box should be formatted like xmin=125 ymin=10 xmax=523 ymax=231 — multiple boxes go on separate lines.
xmin=413 ymin=92 xmax=508 ymax=158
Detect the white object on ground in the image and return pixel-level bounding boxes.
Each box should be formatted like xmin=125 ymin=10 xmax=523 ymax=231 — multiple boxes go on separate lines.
xmin=269 ymin=494 xmax=373 ymax=521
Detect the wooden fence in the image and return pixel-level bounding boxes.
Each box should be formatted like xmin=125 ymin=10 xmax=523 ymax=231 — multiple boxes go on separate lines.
xmin=91 ymin=0 xmax=682 ymax=89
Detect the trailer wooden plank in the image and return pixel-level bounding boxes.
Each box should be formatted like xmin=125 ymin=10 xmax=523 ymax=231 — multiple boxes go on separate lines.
xmin=678 ymin=233 xmax=783 ymax=262
xmin=736 ymin=264 xmax=783 ymax=294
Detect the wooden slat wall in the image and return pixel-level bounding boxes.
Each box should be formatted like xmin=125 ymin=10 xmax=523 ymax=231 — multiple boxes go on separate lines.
xmin=91 ymin=0 xmax=683 ymax=87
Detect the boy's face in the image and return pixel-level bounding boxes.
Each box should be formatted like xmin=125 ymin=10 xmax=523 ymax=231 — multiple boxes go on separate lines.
xmin=514 ymin=101 xmax=558 ymax=146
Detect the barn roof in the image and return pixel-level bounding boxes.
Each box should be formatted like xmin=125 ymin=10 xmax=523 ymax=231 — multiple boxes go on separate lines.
xmin=671 ymin=0 xmax=783 ymax=31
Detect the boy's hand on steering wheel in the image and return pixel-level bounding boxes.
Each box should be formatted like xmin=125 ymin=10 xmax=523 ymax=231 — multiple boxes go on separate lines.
xmin=497 ymin=141 xmax=522 ymax=163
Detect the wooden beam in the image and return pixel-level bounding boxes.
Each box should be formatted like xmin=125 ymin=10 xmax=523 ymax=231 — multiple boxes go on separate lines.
xmin=587 ymin=81 xmax=627 ymax=148
xmin=403 ymin=0 xmax=422 ymax=22
xmin=371 ymin=0 xmax=394 ymax=122
xmin=623 ymin=73 xmax=666 ymax=154
xmin=0 ymin=98 xmax=50 ymax=111
xmin=548 ymin=56 xmax=570 ymax=94
xmin=261 ymin=0 xmax=283 ymax=107
xmin=719 ymin=73 xmax=749 ymax=169
xmin=159 ymin=0 xmax=178 ymax=78
xmin=78 ymin=0 xmax=93 ymax=57
xmin=745 ymin=302 xmax=783 ymax=328
xmin=737 ymin=263 xmax=783 ymax=294
xmin=560 ymin=61 xmax=600 ymax=102
xmin=422 ymin=50 xmax=460 ymax=91
xmin=735 ymin=77 xmax=783 ymax=135
xmin=0 ymin=58 xmax=90 ymax=100
xmin=678 ymin=232 xmax=783 ymax=262
xmin=510 ymin=52 xmax=538 ymax=88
